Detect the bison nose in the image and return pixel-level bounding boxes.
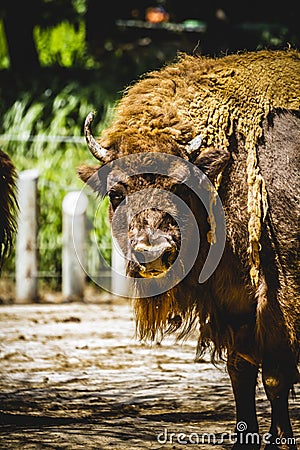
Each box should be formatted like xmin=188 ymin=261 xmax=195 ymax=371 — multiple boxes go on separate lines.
xmin=131 ymin=235 xmax=177 ymax=277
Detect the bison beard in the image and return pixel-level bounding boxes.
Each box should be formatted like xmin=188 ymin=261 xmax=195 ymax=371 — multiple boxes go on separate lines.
xmin=78 ymin=50 xmax=300 ymax=449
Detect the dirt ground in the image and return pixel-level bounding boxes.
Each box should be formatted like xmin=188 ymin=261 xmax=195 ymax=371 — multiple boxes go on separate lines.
xmin=0 ymin=290 xmax=299 ymax=450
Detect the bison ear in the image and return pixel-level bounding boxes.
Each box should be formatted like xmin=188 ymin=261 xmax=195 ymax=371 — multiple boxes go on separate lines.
xmin=193 ymin=147 xmax=231 ymax=182
xmin=77 ymin=164 xmax=105 ymax=196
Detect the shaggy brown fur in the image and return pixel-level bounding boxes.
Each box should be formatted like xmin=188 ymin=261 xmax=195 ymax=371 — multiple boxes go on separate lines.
xmin=79 ymin=49 xmax=300 ymax=447
xmin=0 ymin=149 xmax=17 ymax=268
xmin=81 ymin=49 xmax=300 ymax=352
xmin=99 ymin=49 xmax=300 ymax=288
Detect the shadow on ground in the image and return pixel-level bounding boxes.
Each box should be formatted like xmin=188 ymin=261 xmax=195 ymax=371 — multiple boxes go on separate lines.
xmin=0 ymin=296 xmax=299 ymax=449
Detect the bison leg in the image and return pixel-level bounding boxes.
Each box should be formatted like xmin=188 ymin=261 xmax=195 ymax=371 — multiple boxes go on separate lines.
xmin=262 ymin=356 xmax=298 ymax=450
xmin=227 ymin=351 xmax=260 ymax=449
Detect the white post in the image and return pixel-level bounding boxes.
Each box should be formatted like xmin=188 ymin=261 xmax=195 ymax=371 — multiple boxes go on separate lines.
xmin=62 ymin=191 xmax=87 ymax=301
xmin=16 ymin=169 xmax=39 ymax=303
xmin=111 ymin=237 xmax=129 ymax=297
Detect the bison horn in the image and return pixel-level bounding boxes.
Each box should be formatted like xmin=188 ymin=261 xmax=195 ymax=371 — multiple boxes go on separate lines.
xmin=84 ymin=111 xmax=108 ymax=162
xmin=186 ymin=134 xmax=203 ymax=160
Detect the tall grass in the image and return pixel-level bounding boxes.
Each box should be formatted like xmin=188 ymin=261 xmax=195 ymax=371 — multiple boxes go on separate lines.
xmin=1 ymin=81 xmax=117 ymax=286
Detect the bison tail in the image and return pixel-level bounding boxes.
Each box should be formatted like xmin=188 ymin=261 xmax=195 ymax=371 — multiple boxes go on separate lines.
xmin=0 ymin=150 xmax=18 ymax=268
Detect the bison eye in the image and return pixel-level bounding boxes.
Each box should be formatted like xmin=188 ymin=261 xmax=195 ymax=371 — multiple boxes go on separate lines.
xmin=108 ymin=190 xmax=125 ymax=209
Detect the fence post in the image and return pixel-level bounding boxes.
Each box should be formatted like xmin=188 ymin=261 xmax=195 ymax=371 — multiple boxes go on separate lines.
xmin=62 ymin=191 xmax=87 ymax=301
xmin=15 ymin=169 xmax=39 ymax=303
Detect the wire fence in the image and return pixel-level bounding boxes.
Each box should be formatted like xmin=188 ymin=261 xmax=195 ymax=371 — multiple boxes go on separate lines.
xmin=0 ymin=135 xmax=85 ymax=144
xmin=0 ymin=134 xmax=113 ymax=299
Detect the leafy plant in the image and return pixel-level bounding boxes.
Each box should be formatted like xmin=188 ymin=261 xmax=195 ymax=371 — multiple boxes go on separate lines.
xmin=0 ymin=20 xmax=9 ymax=69
xmin=34 ymin=20 xmax=95 ymax=68
xmin=1 ymin=81 xmax=116 ymax=287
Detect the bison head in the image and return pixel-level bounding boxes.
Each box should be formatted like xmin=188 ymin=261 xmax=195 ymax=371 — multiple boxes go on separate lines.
xmin=78 ymin=112 xmax=229 ymax=337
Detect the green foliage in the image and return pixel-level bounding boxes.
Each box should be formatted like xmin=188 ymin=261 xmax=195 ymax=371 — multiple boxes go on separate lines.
xmin=34 ymin=20 xmax=95 ymax=68
xmin=1 ymin=18 xmax=94 ymax=70
xmin=0 ymin=21 xmax=9 ymax=69
xmin=72 ymin=0 xmax=87 ymax=15
xmin=1 ymin=82 xmax=116 ymax=285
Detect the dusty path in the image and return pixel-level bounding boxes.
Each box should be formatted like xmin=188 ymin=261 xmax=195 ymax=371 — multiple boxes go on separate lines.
xmin=0 ymin=296 xmax=299 ymax=449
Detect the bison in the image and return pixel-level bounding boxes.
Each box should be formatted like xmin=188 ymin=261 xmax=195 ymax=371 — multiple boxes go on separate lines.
xmin=0 ymin=149 xmax=17 ymax=270
xmin=78 ymin=49 xmax=300 ymax=449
